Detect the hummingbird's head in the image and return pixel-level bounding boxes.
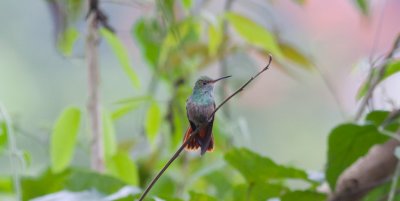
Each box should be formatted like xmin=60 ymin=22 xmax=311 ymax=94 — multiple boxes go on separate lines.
xmin=193 ymin=75 xmax=231 ymax=93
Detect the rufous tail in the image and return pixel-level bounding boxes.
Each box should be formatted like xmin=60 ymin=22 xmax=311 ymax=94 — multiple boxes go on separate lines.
xmin=183 ymin=126 xmax=214 ymax=154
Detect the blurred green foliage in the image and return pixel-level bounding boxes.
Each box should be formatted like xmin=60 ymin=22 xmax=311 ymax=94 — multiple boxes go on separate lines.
xmin=1 ymin=0 xmax=400 ymax=201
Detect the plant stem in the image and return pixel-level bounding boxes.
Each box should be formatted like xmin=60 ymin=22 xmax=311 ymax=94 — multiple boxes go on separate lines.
xmin=355 ymin=34 xmax=400 ymax=121
xmin=218 ymin=0 xmax=234 ymax=118
xmin=388 ymin=161 xmax=400 ymax=201
xmin=0 ymin=103 xmax=21 ymax=201
xmin=86 ymin=1 xmax=104 ymax=172
xmin=138 ymin=55 xmax=272 ymax=201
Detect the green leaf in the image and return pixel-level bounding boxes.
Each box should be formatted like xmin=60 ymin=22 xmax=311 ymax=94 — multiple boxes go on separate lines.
xmin=364 ymin=110 xmax=399 ymax=132
xmin=50 ymin=107 xmax=81 ymax=173
xmin=158 ymin=19 xmax=201 ymax=66
xmin=0 ymin=121 xmax=7 ymax=153
xmin=326 ymin=124 xmax=388 ymax=189
xmin=22 ymin=169 xmax=71 ymax=200
xmin=357 ymin=61 xmax=400 ymax=99
xmin=106 ymin=151 xmax=139 ymax=186
xmin=281 ymin=190 xmax=326 ymax=201
xmin=22 ymin=168 xmax=131 ymax=200
xmin=133 ymin=19 xmax=162 ymax=68
xmin=112 ymin=103 xmax=140 ymax=120
xmin=57 ymin=27 xmax=79 ymax=56
xmin=103 ymin=110 xmax=117 ymax=159
xmin=189 ymin=191 xmax=217 ymax=201
xmin=111 ymin=96 xmax=151 ymax=120
xmin=171 ymin=106 xmax=185 ymax=150
xmin=384 ymin=60 xmax=400 ymax=79
xmin=225 ymin=12 xmax=282 ymax=58
xmin=363 ymin=181 xmax=400 ymax=201
xmin=181 ymin=0 xmax=193 ymax=10
xmin=208 ymin=23 xmax=222 ymax=56
xmin=365 ymin=110 xmax=390 ymax=126
xmin=279 ymin=42 xmax=313 ymax=70
xmin=354 ymin=0 xmax=369 ymax=15
xmin=145 ymin=102 xmax=162 ymax=146
xmin=0 ymin=177 xmax=12 ymax=193
xmin=148 ymin=175 xmax=176 ymax=198
xmin=65 ymin=169 xmax=127 ymax=194
xmin=100 ymin=28 xmax=140 ymax=89
xmin=233 ymin=183 xmax=287 ymax=201
xmin=225 ymin=148 xmax=308 ymax=183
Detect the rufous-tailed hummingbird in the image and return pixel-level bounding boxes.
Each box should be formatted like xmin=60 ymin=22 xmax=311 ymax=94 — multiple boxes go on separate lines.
xmin=183 ymin=75 xmax=231 ymax=155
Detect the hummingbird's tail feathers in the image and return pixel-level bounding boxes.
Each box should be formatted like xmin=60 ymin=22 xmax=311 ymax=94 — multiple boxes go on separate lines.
xmin=183 ymin=126 xmax=214 ymax=154
xmin=183 ymin=127 xmax=200 ymax=150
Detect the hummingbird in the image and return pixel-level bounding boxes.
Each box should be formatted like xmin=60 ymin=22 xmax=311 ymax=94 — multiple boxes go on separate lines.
xmin=183 ymin=75 xmax=231 ymax=155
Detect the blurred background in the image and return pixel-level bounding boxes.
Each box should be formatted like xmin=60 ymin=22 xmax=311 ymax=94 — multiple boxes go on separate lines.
xmin=1 ymin=0 xmax=400 ymax=200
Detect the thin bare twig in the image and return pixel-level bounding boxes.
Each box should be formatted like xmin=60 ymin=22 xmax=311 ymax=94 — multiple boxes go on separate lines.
xmin=210 ymin=55 xmax=272 ymax=119
xmin=86 ymin=0 xmax=104 ymax=172
xmin=138 ymin=55 xmax=272 ymax=201
xmin=355 ymin=34 xmax=400 ymax=121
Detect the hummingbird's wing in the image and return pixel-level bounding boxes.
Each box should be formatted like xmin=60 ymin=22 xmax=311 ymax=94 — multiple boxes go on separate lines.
xmin=199 ymin=103 xmax=215 ymax=155
xmin=183 ymin=103 xmax=215 ymax=155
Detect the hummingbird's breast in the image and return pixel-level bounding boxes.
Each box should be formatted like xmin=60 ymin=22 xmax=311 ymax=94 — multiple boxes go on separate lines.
xmin=186 ymin=94 xmax=215 ymax=126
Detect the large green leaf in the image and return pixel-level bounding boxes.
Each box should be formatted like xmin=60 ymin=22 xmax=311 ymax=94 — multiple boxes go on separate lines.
xmin=106 ymin=151 xmax=139 ymax=186
xmin=225 ymin=12 xmax=282 ymax=58
xmin=208 ymin=23 xmax=223 ymax=56
xmin=279 ymin=42 xmax=313 ymax=70
xmin=232 ymin=182 xmax=287 ymax=201
xmin=326 ymin=124 xmax=389 ymax=189
xmin=57 ymin=27 xmax=79 ymax=56
xmin=224 ymin=148 xmax=308 ymax=183
xmin=50 ymin=107 xmax=81 ymax=173
xmin=357 ymin=60 xmax=400 ymax=99
xmin=65 ymin=169 xmax=127 ymax=194
xmin=145 ymin=102 xmax=162 ymax=146
xmin=189 ymin=192 xmax=217 ymax=201
xmin=103 ymin=110 xmax=117 ymax=159
xmin=22 ymin=169 xmax=71 ymax=200
xmin=100 ymin=28 xmax=140 ymax=89
xmin=22 ymin=168 xmax=131 ymax=201
xmin=133 ymin=18 xmax=163 ymax=68
xmin=281 ymin=190 xmax=326 ymax=201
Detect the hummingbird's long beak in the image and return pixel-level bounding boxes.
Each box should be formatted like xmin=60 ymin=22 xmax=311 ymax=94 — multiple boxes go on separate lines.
xmin=211 ymin=75 xmax=231 ymax=83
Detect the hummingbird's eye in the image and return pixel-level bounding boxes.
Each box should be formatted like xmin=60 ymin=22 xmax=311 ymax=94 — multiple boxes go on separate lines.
xmin=202 ymin=81 xmax=207 ymax=85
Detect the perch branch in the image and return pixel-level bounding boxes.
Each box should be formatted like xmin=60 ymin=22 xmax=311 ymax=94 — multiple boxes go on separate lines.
xmin=138 ymin=55 xmax=272 ymax=201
